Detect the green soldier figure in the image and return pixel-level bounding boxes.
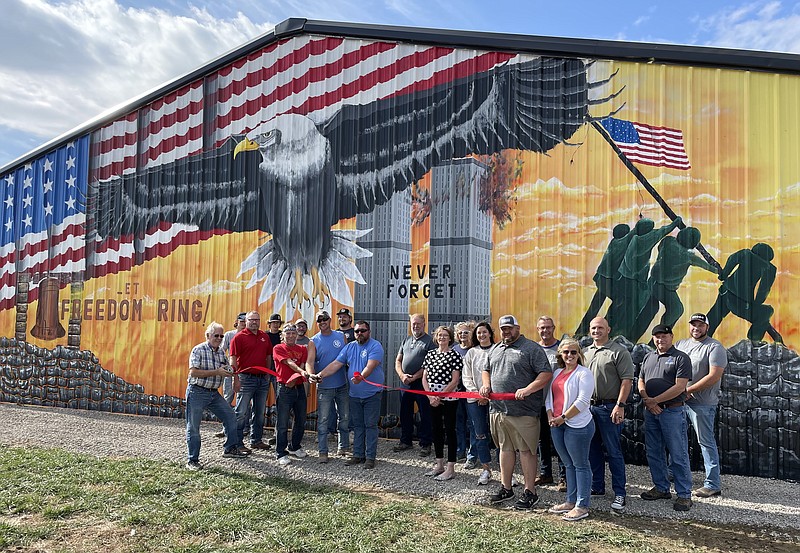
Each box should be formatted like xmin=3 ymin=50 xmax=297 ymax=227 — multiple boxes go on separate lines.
xmin=575 ymin=224 xmax=633 ymax=336
xmin=607 ymin=216 xmax=682 ymax=338
xmin=707 ymin=243 xmax=783 ymax=342
xmin=629 ymin=227 xmax=718 ymax=342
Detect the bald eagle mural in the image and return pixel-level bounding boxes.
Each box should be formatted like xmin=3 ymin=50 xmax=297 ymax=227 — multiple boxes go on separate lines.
xmin=92 ymin=57 xmax=616 ymax=309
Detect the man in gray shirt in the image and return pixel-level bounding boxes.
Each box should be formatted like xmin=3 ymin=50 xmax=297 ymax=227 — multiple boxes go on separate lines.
xmin=393 ymin=313 xmax=436 ymax=456
xmin=480 ymin=315 xmax=552 ymax=510
xmin=676 ymin=313 xmax=728 ymax=498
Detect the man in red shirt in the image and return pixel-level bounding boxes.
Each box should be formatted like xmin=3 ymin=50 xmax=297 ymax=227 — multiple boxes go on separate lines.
xmin=272 ymin=323 xmax=312 ymax=465
xmin=231 ymin=311 xmax=273 ymax=452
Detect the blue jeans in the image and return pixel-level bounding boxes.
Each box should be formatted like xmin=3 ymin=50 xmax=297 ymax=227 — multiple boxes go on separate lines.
xmin=350 ymin=393 xmax=381 ymax=460
xmin=185 ymin=384 xmax=239 ymax=462
xmin=399 ymin=382 xmax=432 ymax=447
xmin=455 ymin=398 xmax=474 ymax=459
xmin=317 ymin=384 xmax=350 ymax=454
xmin=222 ymin=376 xmax=234 ymax=405
xmin=686 ymin=404 xmax=721 ymax=491
xmin=551 ymin=419 xmax=595 ymax=509
xmin=466 ymin=401 xmax=492 ymax=464
xmin=275 ymin=383 xmax=307 ymax=458
xmin=589 ymin=403 xmax=627 ymax=496
xmin=644 ymin=406 xmax=692 ymax=498
xmin=235 ymin=373 xmax=269 ymax=446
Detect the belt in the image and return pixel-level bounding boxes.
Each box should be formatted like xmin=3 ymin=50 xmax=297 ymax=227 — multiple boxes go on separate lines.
xmin=590 ymin=398 xmax=617 ymax=406
xmin=658 ymin=401 xmax=685 ymax=409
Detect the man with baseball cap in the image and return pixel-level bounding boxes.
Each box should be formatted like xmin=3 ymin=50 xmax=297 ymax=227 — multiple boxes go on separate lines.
xmin=337 ymin=308 xmax=355 ymax=343
xmin=480 ymin=315 xmax=552 ymax=510
xmin=295 ymin=318 xmax=310 ymax=345
xmin=676 ymin=313 xmax=727 ymax=497
xmin=638 ymin=324 xmax=694 ymax=511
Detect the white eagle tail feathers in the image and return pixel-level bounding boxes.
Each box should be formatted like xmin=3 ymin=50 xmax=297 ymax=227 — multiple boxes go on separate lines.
xmin=238 ymin=228 xmax=372 ymax=310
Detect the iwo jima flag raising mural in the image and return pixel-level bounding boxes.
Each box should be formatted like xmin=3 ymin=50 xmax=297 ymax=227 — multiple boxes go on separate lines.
xmin=0 ymin=20 xmax=798 ymax=480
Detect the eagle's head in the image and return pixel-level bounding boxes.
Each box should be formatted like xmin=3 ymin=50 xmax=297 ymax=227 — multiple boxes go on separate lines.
xmin=233 ymin=114 xmax=328 ymax=182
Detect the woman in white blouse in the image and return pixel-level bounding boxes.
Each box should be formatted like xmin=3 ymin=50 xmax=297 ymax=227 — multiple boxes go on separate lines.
xmin=461 ymin=321 xmax=496 ymax=485
xmin=545 ymin=337 xmax=596 ymax=521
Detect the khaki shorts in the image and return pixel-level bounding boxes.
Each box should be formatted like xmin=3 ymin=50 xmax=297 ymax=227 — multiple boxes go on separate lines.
xmin=490 ymin=413 xmax=540 ymax=453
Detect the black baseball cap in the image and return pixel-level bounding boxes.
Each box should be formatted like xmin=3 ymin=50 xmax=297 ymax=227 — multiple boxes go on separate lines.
xmin=689 ymin=313 xmax=709 ymax=325
xmin=236 ymin=312 xmax=247 ymax=321
xmin=651 ymin=324 xmax=673 ymax=335
xmin=268 ymin=313 xmax=282 ymax=323
xmin=337 ymin=308 xmax=351 ymax=316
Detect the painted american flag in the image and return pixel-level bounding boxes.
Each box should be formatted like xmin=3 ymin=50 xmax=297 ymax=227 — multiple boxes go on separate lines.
xmin=0 ymin=137 xmax=89 ymax=309
xmin=85 ymin=36 xmax=520 ymax=280
xmin=600 ymin=117 xmax=691 ymax=170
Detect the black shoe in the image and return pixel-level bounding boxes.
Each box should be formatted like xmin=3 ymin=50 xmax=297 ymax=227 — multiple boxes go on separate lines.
xmin=641 ymin=487 xmax=672 ymax=501
xmin=590 ymin=489 xmax=605 ymax=496
xmin=418 ymin=446 xmax=431 ymax=457
xmin=392 ymin=442 xmax=413 ymax=452
xmin=222 ymin=448 xmax=247 ymax=459
xmin=185 ymin=460 xmax=202 ymax=471
xmin=534 ymin=474 xmax=553 ymax=485
xmin=513 ymin=489 xmax=540 ymax=510
xmin=489 ymin=486 xmax=515 ymax=505
xmin=344 ymin=456 xmax=366 ymax=466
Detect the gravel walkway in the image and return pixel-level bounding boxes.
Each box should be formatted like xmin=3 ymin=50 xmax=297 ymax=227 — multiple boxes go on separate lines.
xmin=1 ymin=402 xmax=797 ymax=531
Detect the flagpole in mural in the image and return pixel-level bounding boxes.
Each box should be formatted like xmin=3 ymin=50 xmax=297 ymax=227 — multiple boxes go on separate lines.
xmin=590 ymin=119 xmax=783 ymax=343
xmin=590 ymin=119 xmax=721 ymax=271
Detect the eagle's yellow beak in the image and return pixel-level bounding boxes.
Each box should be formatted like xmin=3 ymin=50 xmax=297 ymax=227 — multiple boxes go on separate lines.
xmin=233 ymin=137 xmax=260 ymax=159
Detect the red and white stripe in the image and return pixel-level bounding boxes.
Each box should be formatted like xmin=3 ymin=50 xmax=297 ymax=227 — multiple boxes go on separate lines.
xmin=620 ymin=121 xmax=691 ymax=170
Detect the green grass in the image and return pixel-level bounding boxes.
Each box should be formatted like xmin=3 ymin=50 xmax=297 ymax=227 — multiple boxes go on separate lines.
xmin=0 ymin=447 xmax=654 ymax=553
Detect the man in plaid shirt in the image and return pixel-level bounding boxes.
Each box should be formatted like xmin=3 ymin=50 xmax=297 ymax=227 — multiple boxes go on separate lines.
xmin=185 ymin=322 xmax=248 ymax=470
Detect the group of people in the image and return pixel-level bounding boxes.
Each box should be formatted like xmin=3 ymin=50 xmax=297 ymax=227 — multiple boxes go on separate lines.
xmin=185 ymin=307 xmax=726 ymax=520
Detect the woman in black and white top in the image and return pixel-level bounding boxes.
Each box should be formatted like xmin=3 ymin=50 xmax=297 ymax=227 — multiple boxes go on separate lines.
xmin=422 ymin=325 xmax=463 ymax=481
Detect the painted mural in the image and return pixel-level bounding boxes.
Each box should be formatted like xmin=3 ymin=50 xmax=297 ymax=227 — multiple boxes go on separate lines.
xmin=0 ymin=31 xmax=797 ymax=479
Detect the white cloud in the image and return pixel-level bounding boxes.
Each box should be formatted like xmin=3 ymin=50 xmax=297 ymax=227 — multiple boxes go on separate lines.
xmin=696 ymin=1 xmax=800 ymax=53
xmin=0 ymin=0 xmax=272 ymax=151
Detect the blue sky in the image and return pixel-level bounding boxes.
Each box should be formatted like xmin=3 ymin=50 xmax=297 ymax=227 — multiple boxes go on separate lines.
xmin=2 ymin=0 xmax=800 ymax=170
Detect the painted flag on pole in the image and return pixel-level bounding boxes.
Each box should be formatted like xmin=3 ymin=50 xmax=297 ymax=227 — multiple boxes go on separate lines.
xmin=600 ymin=118 xmax=691 ymax=170
xmin=0 ymin=136 xmax=89 ymax=309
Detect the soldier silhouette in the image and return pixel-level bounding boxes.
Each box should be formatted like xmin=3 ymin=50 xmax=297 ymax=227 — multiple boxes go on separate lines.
xmin=575 ymin=223 xmax=633 ymax=336
xmin=707 ymin=243 xmax=782 ymax=342
xmin=629 ymin=226 xmax=718 ymax=342
xmin=606 ymin=216 xmax=682 ymax=337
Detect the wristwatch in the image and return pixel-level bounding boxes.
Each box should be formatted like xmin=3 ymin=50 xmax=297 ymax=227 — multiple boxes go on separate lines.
xmin=617 ymin=401 xmax=626 ymax=408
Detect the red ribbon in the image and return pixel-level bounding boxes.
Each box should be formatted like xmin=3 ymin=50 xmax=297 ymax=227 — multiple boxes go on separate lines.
xmin=237 ymin=365 xmax=306 ymax=385
xmin=352 ymin=372 xmax=517 ymax=400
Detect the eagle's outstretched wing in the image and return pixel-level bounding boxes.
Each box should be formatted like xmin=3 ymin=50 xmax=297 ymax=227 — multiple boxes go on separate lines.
xmin=321 ymin=57 xmax=594 ymax=221
xmin=89 ymin=138 xmax=267 ymax=240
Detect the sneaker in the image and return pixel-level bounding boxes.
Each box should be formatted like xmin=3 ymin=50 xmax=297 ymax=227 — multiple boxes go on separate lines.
xmin=267 ymin=437 xmax=276 ymax=446
xmin=392 ymin=442 xmax=413 ymax=452
xmin=222 ymin=448 xmax=246 ymax=459
xmin=250 ymin=441 xmax=271 ymax=450
xmin=185 ymin=460 xmax=202 ymax=471
xmin=489 ymin=486 xmax=515 ymax=505
xmin=557 ymin=478 xmax=567 ymax=492
xmin=318 ymin=452 xmax=329 ymax=464
xmin=336 ymin=447 xmax=351 ymax=457
xmin=288 ymin=448 xmax=307 ymax=459
xmin=457 ymin=453 xmax=467 ymax=462
xmin=535 ymin=474 xmax=554 ymax=485
xmin=237 ymin=445 xmax=252 ymax=455
xmin=513 ymin=489 xmax=540 ymax=511
xmin=674 ymin=497 xmax=693 ymax=511
xmin=364 ymin=459 xmax=376 ymax=469
xmin=641 ymin=487 xmax=672 ymax=501
xmin=277 ymin=455 xmax=292 ymax=466
xmin=478 ymin=469 xmax=491 ymax=486
xmin=464 ymin=458 xmax=478 ymax=470
xmin=214 ymin=431 xmax=226 ymax=438
xmin=418 ymin=446 xmax=431 ymax=457
xmin=611 ymin=495 xmax=626 ymax=512
xmin=693 ymin=487 xmax=721 ymax=498
xmin=344 ymin=456 xmax=365 ymax=466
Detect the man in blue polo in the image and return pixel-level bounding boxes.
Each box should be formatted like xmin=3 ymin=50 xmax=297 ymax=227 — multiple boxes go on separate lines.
xmin=307 ymin=310 xmax=350 ymax=463
xmin=638 ymin=323 xmax=693 ymax=511
xmin=676 ymin=313 xmax=727 ymax=498
xmin=314 ymin=320 xmax=384 ymax=469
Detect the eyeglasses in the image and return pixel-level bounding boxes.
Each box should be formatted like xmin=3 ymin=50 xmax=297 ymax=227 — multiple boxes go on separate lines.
xmin=246 ymin=318 xmax=260 ymax=322
xmin=354 ymin=328 xmax=369 ymax=334
xmin=562 ymin=350 xmax=579 ymax=355
xmin=317 ymin=317 xmax=330 ymax=322
xmin=211 ymin=334 xmax=224 ymax=338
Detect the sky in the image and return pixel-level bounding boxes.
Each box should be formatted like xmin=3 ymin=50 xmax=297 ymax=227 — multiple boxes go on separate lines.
xmin=2 ymin=0 xmax=800 ymax=170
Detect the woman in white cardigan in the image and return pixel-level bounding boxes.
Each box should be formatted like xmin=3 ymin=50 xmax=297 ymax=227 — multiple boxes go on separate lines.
xmin=545 ymin=337 xmax=596 ymax=521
